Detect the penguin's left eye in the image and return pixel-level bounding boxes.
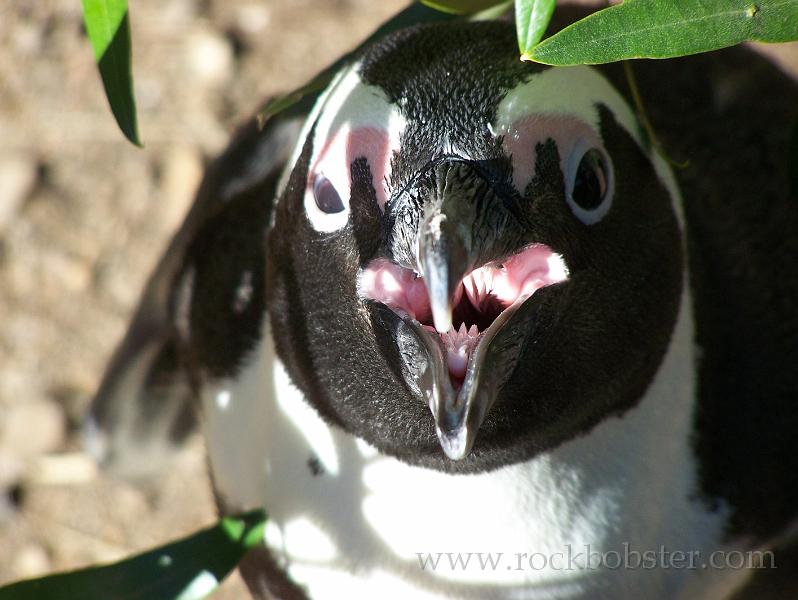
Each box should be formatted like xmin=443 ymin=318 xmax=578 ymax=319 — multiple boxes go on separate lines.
xmin=313 ymin=174 xmax=345 ymax=214
xmin=566 ymin=147 xmax=614 ymax=225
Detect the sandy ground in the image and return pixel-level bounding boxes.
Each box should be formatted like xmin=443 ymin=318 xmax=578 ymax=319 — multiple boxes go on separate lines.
xmin=0 ymin=1 xmax=403 ymax=596
xmin=1 ymin=1 xmax=797 ymax=598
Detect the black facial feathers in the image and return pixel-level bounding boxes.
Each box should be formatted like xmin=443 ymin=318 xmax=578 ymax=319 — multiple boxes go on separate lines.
xmin=267 ymin=22 xmax=683 ymax=473
xmin=359 ymin=21 xmax=542 ymax=193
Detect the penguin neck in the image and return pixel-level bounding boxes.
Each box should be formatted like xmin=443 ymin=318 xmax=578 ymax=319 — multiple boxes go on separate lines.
xmin=537 ymin=283 xmax=713 ymax=547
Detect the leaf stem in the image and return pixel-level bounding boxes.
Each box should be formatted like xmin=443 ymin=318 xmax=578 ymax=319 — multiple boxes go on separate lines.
xmin=623 ymin=60 xmax=688 ymax=169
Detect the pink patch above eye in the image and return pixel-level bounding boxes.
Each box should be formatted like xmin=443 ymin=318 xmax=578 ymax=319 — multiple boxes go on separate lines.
xmin=308 ymin=126 xmax=393 ymax=211
xmin=500 ymin=115 xmax=602 ymax=194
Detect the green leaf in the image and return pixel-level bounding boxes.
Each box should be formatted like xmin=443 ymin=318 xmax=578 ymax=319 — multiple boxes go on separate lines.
xmin=258 ymin=4 xmax=457 ymax=125
xmin=470 ymin=0 xmax=514 ymax=21
xmin=256 ymin=76 xmax=331 ymax=129
xmin=81 ymin=0 xmax=141 ymax=146
xmin=420 ymin=0 xmax=509 ymax=15
xmin=515 ymin=0 xmax=556 ymax=56
xmin=528 ymin=0 xmax=798 ymax=65
xmin=0 ymin=509 xmax=267 ymax=600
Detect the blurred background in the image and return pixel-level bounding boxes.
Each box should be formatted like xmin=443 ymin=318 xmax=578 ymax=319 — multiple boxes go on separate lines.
xmin=1 ymin=1 xmax=797 ymax=597
xmin=0 ymin=0 xmax=403 ymax=596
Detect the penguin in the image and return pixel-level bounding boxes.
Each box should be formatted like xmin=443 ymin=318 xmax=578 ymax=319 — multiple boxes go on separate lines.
xmin=87 ymin=11 xmax=798 ymax=600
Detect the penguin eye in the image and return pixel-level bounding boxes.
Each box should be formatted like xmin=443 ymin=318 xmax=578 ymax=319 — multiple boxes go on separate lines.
xmin=313 ymin=174 xmax=345 ymax=214
xmin=573 ymin=149 xmax=608 ymax=209
xmin=566 ymin=147 xmax=613 ymax=225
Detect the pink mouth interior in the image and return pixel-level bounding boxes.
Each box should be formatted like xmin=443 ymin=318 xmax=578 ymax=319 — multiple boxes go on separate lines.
xmin=359 ymin=245 xmax=568 ymax=388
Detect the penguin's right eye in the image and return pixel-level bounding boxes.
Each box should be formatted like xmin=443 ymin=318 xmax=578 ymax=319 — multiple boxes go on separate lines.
xmin=565 ymin=145 xmax=614 ymax=225
xmin=313 ymin=174 xmax=345 ymax=214
xmin=572 ymin=149 xmax=608 ymax=211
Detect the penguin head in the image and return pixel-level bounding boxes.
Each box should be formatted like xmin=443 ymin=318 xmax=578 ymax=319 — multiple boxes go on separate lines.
xmin=268 ymin=21 xmax=683 ymax=472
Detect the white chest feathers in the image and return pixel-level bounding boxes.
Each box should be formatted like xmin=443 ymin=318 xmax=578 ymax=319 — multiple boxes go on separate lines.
xmin=202 ymin=297 xmax=748 ymax=599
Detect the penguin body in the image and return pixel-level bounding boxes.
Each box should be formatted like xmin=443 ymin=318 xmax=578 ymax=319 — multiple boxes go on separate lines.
xmin=89 ymin=14 xmax=798 ymax=600
xmin=204 ymin=293 xmax=734 ymax=600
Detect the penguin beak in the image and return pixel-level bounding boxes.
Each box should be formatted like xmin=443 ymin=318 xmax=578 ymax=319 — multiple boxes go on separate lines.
xmin=360 ymin=160 xmax=569 ymax=460
xmin=414 ymin=162 xmax=489 ymax=458
xmin=417 ymin=161 xmax=478 ymax=333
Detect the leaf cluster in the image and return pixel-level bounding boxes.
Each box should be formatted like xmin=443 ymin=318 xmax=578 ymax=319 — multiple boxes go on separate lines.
xmin=82 ymin=0 xmax=798 ymax=146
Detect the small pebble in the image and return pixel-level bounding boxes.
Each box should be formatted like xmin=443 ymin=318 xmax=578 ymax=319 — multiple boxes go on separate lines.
xmin=185 ymin=30 xmax=234 ymax=86
xmin=236 ymin=5 xmax=271 ymax=34
xmin=27 ymin=452 xmax=98 ymax=486
xmin=159 ymin=144 xmax=203 ymax=232
xmin=0 ymin=155 xmax=37 ymax=233
xmin=12 ymin=543 xmax=51 ymax=579
xmin=0 ymin=401 xmax=65 ymax=459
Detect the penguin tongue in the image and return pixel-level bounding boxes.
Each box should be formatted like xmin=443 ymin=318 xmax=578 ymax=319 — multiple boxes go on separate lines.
xmin=434 ymin=323 xmax=480 ymax=387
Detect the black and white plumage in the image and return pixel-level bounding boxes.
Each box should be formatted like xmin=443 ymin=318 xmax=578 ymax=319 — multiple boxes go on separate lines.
xmin=89 ymin=10 xmax=798 ymax=600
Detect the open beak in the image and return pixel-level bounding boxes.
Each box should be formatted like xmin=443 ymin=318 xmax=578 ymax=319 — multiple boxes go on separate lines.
xmin=360 ymin=160 xmax=569 ymax=459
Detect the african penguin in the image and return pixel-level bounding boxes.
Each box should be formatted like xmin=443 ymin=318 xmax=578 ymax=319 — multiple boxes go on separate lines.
xmin=88 ymin=13 xmax=798 ymax=600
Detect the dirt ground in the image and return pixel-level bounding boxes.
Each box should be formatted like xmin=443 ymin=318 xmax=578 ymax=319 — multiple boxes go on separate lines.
xmin=1 ymin=1 xmax=797 ymax=599
xmin=0 ymin=0 xmax=403 ymax=596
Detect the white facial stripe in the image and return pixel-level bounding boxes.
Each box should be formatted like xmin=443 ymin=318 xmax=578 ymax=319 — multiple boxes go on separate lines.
xmin=277 ymin=66 xmax=349 ymax=199
xmin=293 ymin=62 xmax=406 ymax=233
xmin=494 ymin=66 xmax=641 ymax=145
xmin=492 ymin=65 xmax=684 ymax=229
